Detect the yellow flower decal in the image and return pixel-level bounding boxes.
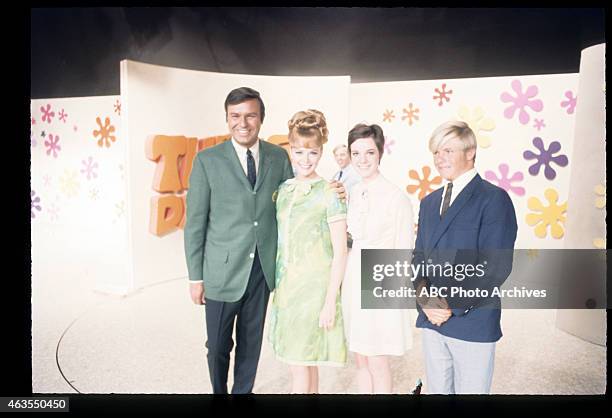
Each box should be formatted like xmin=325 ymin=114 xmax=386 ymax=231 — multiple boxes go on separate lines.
xmin=525 ymin=188 xmax=567 ymax=239
xmin=457 ymin=105 xmax=496 ymax=149
xmin=59 ymin=169 xmax=80 ymax=198
xmin=594 ymin=184 xmax=606 ymax=209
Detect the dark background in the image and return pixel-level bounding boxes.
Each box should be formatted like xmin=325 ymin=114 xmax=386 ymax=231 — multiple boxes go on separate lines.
xmin=16 ymin=6 xmax=608 ymax=402
xmin=30 ymin=7 xmax=605 ymax=99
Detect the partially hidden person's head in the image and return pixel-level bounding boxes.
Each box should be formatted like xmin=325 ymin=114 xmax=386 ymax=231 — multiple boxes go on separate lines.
xmin=225 ymin=87 xmax=266 ymax=148
xmin=429 ymin=120 xmax=476 ymax=181
xmin=287 ymin=109 xmax=329 ymax=179
xmin=332 ymin=144 xmax=350 ymax=170
xmin=347 ymin=123 xmax=385 ymax=180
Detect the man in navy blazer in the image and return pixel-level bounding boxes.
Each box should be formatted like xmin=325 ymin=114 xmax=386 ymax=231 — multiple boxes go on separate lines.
xmin=412 ymin=120 xmax=517 ymax=394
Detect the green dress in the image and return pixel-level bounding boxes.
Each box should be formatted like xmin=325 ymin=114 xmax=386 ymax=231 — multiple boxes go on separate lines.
xmin=268 ymin=177 xmax=348 ymax=366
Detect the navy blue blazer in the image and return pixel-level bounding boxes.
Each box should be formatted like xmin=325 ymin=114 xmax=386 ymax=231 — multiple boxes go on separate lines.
xmin=413 ymin=173 xmax=517 ymax=342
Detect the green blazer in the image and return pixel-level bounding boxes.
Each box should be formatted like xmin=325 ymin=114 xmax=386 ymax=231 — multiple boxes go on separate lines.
xmin=184 ymin=139 xmax=294 ymax=302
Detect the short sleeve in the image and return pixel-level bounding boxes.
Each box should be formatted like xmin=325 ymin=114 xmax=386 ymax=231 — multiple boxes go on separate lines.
xmin=325 ymin=185 xmax=347 ymax=224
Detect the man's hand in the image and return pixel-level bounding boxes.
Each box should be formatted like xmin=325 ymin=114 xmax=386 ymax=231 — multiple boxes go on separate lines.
xmin=329 ymin=180 xmax=347 ymax=202
xmin=422 ymin=296 xmax=451 ymax=326
xmin=190 ymin=282 xmax=206 ymax=305
xmin=423 ymin=307 xmax=452 ymax=326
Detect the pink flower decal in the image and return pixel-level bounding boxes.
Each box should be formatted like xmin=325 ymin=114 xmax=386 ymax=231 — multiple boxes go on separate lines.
xmin=81 ymin=156 xmax=99 ymax=180
xmin=484 ymin=164 xmax=525 ymax=196
xmin=500 ymin=80 xmax=543 ymax=125
xmin=560 ymin=91 xmax=577 ymax=114
xmin=44 ymin=134 xmax=61 ymax=158
xmin=533 ymin=118 xmax=546 ymax=131
xmin=433 ymin=83 xmax=453 ymax=106
xmin=383 ymin=136 xmax=396 ymax=154
xmin=40 ymin=104 xmax=55 ymax=124
xmin=59 ymin=109 xmax=68 ymax=123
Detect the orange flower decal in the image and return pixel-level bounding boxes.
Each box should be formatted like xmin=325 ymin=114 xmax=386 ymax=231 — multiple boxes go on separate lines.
xmin=406 ymin=166 xmax=442 ymax=200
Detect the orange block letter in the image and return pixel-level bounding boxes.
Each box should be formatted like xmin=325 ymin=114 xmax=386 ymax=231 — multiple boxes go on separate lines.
xmin=145 ymin=135 xmax=186 ymax=193
xmin=150 ymin=195 xmax=185 ymax=236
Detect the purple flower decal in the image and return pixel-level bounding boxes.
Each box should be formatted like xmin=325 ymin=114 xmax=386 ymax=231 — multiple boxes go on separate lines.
xmin=523 ymin=137 xmax=568 ymax=180
xmin=31 ymin=190 xmax=42 ymax=218
xmin=484 ymin=164 xmax=525 ymax=196
xmin=560 ymin=91 xmax=577 ymax=114
xmin=500 ymin=80 xmax=543 ymax=125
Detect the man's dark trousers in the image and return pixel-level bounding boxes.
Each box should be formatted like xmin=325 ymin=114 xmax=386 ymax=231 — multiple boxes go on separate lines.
xmin=204 ymin=249 xmax=269 ymax=394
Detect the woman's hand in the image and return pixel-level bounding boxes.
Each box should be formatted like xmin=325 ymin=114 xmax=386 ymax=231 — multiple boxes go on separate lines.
xmin=318 ymin=300 xmax=336 ymax=331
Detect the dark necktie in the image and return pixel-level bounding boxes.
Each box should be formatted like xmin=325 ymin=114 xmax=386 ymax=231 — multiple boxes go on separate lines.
xmin=337 ymin=170 xmax=343 ymax=181
xmin=246 ymin=149 xmax=256 ymax=188
xmin=441 ymin=182 xmax=453 ymax=217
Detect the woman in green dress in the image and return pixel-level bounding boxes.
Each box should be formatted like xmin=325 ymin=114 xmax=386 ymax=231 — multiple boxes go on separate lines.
xmin=268 ymin=109 xmax=348 ymax=393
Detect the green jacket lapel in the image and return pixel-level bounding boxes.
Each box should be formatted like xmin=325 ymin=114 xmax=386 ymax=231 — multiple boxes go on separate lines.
xmin=255 ymin=141 xmax=272 ymax=192
xmin=221 ymin=139 xmax=253 ymax=191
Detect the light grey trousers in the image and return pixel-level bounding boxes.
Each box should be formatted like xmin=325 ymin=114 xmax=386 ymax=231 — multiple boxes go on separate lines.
xmin=421 ymin=328 xmax=496 ymax=394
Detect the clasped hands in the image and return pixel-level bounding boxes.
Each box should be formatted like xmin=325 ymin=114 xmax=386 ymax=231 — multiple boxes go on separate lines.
xmin=416 ymin=282 xmax=452 ymax=326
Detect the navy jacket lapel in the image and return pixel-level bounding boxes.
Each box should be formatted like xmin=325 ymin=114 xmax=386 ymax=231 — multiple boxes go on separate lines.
xmin=424 ymin=188 xmax=443 ymax=249
xmin=427 ymin=174 xmax=482 ymax=253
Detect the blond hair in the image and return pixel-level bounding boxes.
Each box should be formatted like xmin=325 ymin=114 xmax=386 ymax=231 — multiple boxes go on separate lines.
xmin=429 ymin=120 xmax=477 ymax=153
xmin=288 ymin=109 xmax=329 ymax=148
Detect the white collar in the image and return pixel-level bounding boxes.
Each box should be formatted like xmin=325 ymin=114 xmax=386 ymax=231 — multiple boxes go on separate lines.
xmin=231 ymin=137 xmax=260 ymax=158
xmin=443 ymin=167 xmax=477 ymax=194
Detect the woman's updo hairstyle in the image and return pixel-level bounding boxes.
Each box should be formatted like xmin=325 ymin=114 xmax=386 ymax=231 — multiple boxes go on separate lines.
xmin=287 ymin=109 xmax=329 ymax=148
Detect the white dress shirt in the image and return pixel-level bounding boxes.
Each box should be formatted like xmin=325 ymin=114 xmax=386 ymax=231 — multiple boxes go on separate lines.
xmin=332 ymin=163 xmax=361 ymax=195
xmin=231 ymin=137 xmax=260 ymax=176
xmin=439 ymin=168 xmax=478 ymax=215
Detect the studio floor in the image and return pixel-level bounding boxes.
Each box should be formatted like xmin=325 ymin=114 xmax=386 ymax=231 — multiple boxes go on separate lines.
xmin=32 ymin=235 xmax=606 ymax=395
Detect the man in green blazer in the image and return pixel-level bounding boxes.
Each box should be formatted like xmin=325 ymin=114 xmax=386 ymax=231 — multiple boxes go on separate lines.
xmin=184 ymin=87 xmax=293 ymax=394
